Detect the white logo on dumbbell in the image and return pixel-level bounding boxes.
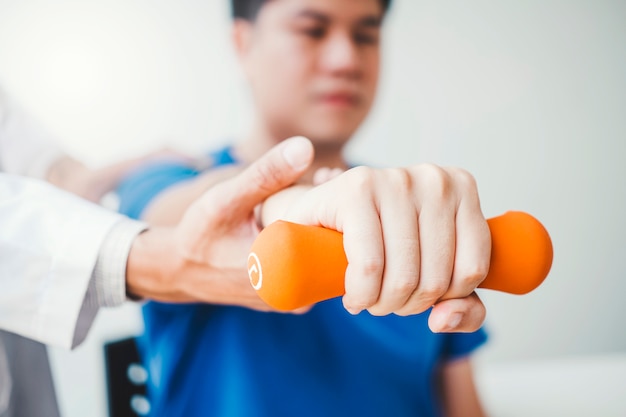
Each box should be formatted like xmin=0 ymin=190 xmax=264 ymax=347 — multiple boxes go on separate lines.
xmin=247 ymin=252 xmax=263 ymax=290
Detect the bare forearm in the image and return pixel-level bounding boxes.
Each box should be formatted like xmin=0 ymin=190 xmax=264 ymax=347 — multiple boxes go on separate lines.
xmin=124 ymin=226 xmax=236 ymax=305
xmin=124 ymin=137 xmax=315 ymax=309
xmin=440 ymin=359 xmax=487 ymax=417
xmin=125 ymin=226 xmax=275 ymax=310
xmin=46 ymin=150 xmax=201 ymax=204
xmin=46 ymin=156 xmax=136 ymax=202
xmin=125 ymin=227 xmax=182 ymax=301
xmin=142 ymin=164 xmax=245 ymax=226
xmin=45 ymin=156 xmax=96 ymax=199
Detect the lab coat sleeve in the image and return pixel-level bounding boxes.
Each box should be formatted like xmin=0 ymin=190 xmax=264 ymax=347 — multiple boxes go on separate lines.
xmin=0 ymin=174 xmax=125 ymax=348
xmin=71 ymin=219 xmax=148 ymax=348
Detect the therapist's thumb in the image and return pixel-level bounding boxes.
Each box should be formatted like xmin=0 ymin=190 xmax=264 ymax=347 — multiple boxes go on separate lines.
xmin=228 ymin=136 xmax=313 ymax=214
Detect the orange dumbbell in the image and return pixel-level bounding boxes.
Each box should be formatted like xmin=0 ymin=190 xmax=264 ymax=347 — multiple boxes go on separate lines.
xmin=248 ymin=211 xmax=553 ymax=311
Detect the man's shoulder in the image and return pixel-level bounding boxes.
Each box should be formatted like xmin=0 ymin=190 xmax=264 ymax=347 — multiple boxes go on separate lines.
xmin=116 ymin=144 xmax=236 ymax=219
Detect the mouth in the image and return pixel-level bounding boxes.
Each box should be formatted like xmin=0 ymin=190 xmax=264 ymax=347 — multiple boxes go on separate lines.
xmin=315 ymin=91 xmax=361 ymax=109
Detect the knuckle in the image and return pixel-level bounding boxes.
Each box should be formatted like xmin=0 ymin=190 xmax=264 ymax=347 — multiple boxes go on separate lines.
xmin=450 ymin=167 xmax=479 ymax=196
xmin=345 ymin=294 xmax=379 ymax=312
xmin=471 ymin=301 xmax=487 ymax=327
xmin=459 ymin=262 xmax=490 ymax=288
xmin=249 ymin=160 xmax=283 ymax=193
xmin=419 ymin=164 xmax=453 ymax=201
xmin=385 ymin=168 xmax=413 ymax=192
xmin=476 ymin=304 xmax=487 ymax=327
xmin=418 ymin=281 xmax=449 ymax=303
xmin=345 ymin=166 xmax=375 ymax=190
xmin=355 ymin=256 xmax=385 ymax=279
xmin=454 ymin=167 xmax=478 ymax=188
xmin=367 ymin=305 xmax=390 ymax=316
xmin=394 ymin=304 xmax=430 ymax=317
xmin=390 ymin=276 xmax=419 ymax=298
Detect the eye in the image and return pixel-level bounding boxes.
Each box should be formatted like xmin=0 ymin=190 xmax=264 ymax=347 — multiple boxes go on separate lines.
xmin=354 ymin=32 xmax=378 ymax=45
xmin=302 ymin=27 xmax=326 ymax=39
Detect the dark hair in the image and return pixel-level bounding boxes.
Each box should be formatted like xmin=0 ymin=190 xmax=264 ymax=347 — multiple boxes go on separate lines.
xmin=231 ymin=0 xmax=392 ymax=21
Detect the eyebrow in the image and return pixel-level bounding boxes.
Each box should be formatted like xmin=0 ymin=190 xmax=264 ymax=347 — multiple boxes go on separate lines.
xmin=293 ymin=9 xmax=382 ymax=28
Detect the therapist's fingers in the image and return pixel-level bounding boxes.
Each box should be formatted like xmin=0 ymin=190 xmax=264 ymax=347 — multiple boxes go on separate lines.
xmin=192 ymin=136 xmax=314 ymax=220
xmin=186 ymin=137 xmax=314 ymax=229
xmin=177 ymin=136 xmax=313 ymax=266
xmin=428 ymin=292 xmax=486 ymax=333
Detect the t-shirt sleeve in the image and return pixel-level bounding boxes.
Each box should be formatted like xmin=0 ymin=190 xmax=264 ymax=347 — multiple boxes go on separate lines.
xmin=441 ymin=326 xmax=489 ymax=362
xmin=117 ymin=162 xmax=201 ymax=220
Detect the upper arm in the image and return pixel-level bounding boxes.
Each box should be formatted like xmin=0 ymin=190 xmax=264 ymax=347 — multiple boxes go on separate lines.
xmin=117 ymin=163 xmax=244 ymax=226
xmin=439 ymin=358 xmax=487 ymax=417
xmin=142 ymin=165 xmax=243 ymax=226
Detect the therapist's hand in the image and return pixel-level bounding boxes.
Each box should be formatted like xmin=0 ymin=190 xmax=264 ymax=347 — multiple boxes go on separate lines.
xmin=125 ymin=137 xmax=314 ymax=312
xmin=261 ymin=164 xmax=491 ymax=332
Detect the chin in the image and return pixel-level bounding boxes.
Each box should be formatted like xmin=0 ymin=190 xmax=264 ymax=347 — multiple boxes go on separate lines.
xmin=304 ymin=130 xmax=354 ymax=149
xmin=301 ymin=117 xmax=363 ymax=144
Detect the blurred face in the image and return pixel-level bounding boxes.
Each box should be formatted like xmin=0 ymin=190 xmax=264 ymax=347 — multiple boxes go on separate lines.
xmin=235 ymin=0 xmax=383 ymax=147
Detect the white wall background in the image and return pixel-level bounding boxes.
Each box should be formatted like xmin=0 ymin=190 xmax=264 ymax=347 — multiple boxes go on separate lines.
xmin=0 ymin=0 xmax=624 ymax=416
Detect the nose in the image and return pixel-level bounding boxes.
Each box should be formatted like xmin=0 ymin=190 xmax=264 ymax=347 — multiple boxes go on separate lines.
xmin=319 ymin=31 xmax=362 ymax=79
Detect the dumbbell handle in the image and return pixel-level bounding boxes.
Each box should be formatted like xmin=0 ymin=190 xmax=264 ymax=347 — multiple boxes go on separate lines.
xmin=248 ymin=211 xmax=553 ymax=311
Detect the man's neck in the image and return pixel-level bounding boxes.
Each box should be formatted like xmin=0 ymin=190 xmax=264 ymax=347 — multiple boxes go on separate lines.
xmin=232 ymin=124 xmax=349 ymax=184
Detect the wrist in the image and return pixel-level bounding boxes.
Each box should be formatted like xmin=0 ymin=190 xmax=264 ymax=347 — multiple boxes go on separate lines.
xmin=126 ymin=227 xmax=183 ymax=301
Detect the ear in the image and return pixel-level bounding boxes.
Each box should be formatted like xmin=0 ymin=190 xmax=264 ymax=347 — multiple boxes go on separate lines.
xmin=232 ymin=19 xmax=255 ymax=73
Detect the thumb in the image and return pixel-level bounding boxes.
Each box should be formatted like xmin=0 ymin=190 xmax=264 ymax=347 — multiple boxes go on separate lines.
xmin=225 ymin=136 xmax=314 ymax=215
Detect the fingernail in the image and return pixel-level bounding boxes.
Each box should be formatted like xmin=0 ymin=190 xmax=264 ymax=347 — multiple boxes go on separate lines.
xmin=446 ymin=312 xmax=463 ymax=330
xmin=282 ymin=136 xmax=312 ymax=171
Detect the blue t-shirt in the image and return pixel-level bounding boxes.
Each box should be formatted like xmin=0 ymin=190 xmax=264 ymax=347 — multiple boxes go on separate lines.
xmin=117 ymin=146 xmax=488 ymax=417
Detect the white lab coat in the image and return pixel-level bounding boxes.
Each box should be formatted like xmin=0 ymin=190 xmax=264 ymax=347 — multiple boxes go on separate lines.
xmin=0 ymin=89 xmax=122 ymax=347
xmin=0 ymin=89 xmax=127 ymax=417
